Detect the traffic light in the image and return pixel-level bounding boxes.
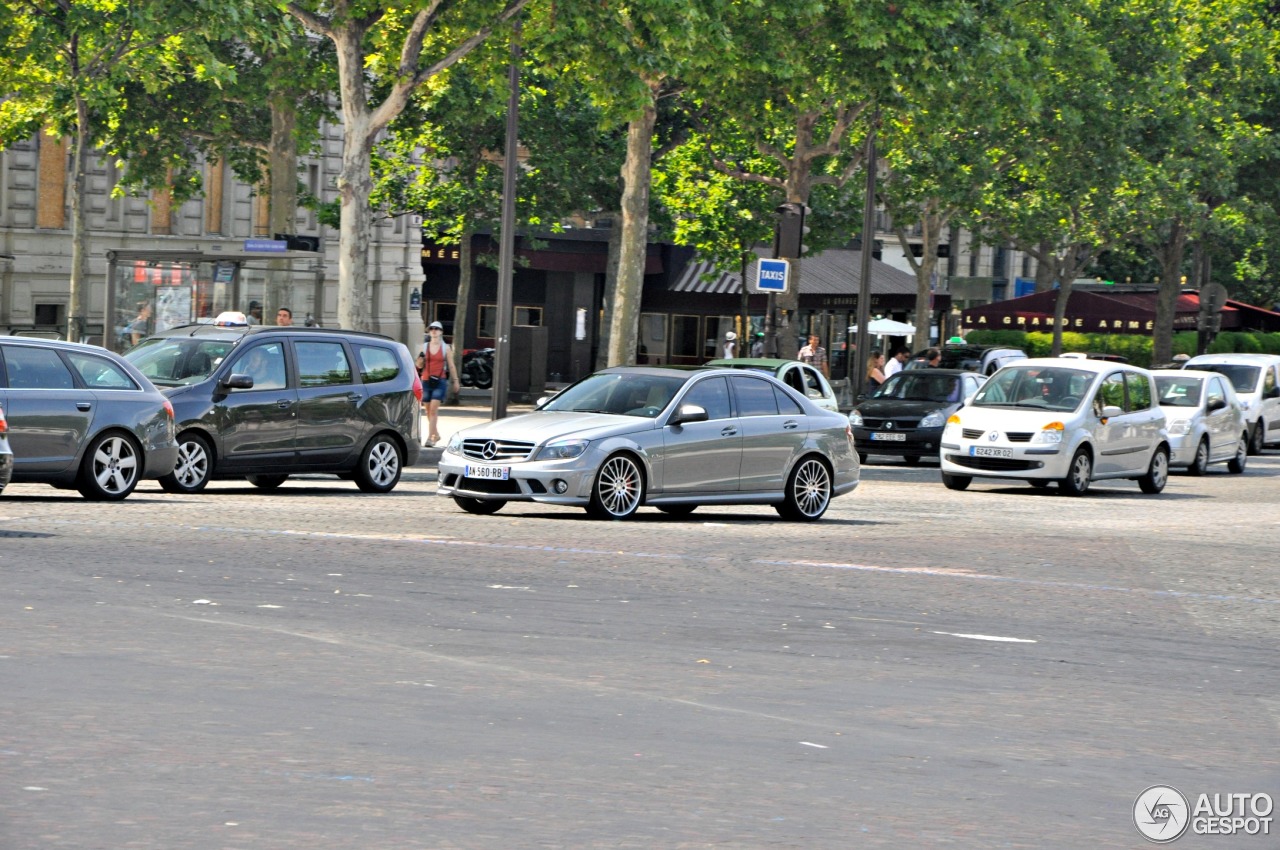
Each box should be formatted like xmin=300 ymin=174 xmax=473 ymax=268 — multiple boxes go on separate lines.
xmin=775 ymin=203 xmax=811 ymax=259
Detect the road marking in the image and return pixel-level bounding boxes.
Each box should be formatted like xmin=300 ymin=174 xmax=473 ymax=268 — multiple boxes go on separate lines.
xmin=933 ymin=631 xmax=1036 ymax=643
xmin=799 ymin=741 xmax=829 ymax=749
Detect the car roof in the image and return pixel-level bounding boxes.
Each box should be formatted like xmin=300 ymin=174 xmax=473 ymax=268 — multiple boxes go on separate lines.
xmin=705 ymin=358 xmax=794 ymax=368
xmin=1151 ymin=369 xmax=1219 ymax=379
xmin=887 ymin=368 xmax=980 ymax=378
xmin=1185 ymin=352 xmax=1280 ymax=364
xmin=0 ymin=335 xmax=121 ymax=355
xmin=1005 ymin=357 xmax=1141 ymax=375
xmin=144 ymin=324 xmax=395 ymax=342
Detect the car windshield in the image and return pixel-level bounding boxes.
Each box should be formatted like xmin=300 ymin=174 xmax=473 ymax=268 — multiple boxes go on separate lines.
xmin=541 ymin=372 xmax=687 ymax=417
xmin=124 ymin=337 xmax=238 ymax=387
xmin=1191 ymin=363 xmax=1259 ymax=393
xmin=972 ymin=365 xmax=1093 ymax=412
xmin=872 ymin=372 xmax=962 ymax=403
xmin=1154 ymin=376 xmax=1203 ymax=407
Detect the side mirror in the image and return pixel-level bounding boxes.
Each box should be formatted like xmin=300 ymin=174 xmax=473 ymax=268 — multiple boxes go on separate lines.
xmin=1100 ymin=404 xmax=1123 ymax=419
xmin=669 ymin=403 xmax=708 ymax=425
xmin=1207 ymin=397 xmax=1227 ymax=412
xmin=221 ymin=373 xmax=254 ymax=391
xmin=534 ymin=395 xmax=553 ymax=410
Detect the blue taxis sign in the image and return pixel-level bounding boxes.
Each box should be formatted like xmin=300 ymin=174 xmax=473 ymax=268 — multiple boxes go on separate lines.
xmin=755 ymin=258 xmax=790 ymax=293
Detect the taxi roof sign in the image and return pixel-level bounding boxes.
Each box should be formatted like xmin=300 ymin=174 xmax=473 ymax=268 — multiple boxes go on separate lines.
xmin=214 ymin=310 xmax=249 ymax=327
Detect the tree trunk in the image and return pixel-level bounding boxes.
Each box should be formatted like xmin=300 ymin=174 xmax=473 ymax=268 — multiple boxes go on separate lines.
xmin=267 ymin=95 xmax=299 ymax=323
xmin=447 ymin=229 xmax=474 ymax=405
xmin=606 ymin=99 xmax=657 ymax=367
xmin=332 ymin=29 xmax=374 ymax=331
xmin=1151 ymin=220 xmax=1188 ymax=365
xmin=913 ymin=204 xmax=946 ymax=347
xmin=595 ymin=214 xmax=622 ymax=370
xmin=66 ymin=97 xmax=91 ymax=343
xmin=1034 ymin=240 xmax=1056 ymax=292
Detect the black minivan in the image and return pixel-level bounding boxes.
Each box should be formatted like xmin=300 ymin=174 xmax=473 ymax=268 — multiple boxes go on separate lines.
xmin=125 ymin=323 xmax=421 ymax=493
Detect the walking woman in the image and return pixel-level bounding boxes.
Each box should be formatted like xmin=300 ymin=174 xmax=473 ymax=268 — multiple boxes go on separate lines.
xmin=420 ymin=321 xmax=457 ymax=446
xmin=865 ymin=350 xmax=887 ymax=395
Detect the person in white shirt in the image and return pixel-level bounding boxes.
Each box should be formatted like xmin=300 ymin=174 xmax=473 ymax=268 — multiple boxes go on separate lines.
xmin=883 ymin=346 xmax=912 ymax=378
xmin=722 ymin=331 xmax=737 ymax=359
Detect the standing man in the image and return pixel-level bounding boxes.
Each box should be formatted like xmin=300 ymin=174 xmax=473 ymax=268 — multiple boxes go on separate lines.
xmin=884 ymin=345 xmax=912 ymax=378
xmin=750 ymin=332 xmax=765 ymax=358
xmin=276 ymin=307 xmax=293 ymax=326
xmin=246 ymin=301 xmax=263 ymax=325
xmin=798 ymin=334 xmax=829 ymax=378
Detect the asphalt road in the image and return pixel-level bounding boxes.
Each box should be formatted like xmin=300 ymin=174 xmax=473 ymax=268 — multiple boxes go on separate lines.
xmin=2 ymin=452 xmax=1279 ymax=849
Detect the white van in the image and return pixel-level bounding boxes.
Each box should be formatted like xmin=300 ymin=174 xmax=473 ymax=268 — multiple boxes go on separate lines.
xmin=1182 ymin=353 xmax=1280 ymax=454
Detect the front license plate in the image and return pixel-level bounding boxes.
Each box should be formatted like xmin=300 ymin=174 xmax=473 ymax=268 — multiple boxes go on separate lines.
xmin=970 ymin=446 xmax=1012 ymax=458
xmin=871 ymin=432 xmax=906 ymax=442
xmin=464 ymin=464 xmax=511 ymax=480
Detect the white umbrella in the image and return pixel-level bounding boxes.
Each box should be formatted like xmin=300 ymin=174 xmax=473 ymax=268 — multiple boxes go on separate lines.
xmin=847 ymin=318 xmax=917 ymax=336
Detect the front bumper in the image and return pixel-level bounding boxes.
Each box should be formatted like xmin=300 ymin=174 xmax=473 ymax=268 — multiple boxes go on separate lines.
xmin=939 ymin=437 xmax=1068 ymax=480
xmin=1165 ymin=434 xmax=1196 ymax=467
xmin=853 ymin=426 xmax=943 ymax=458
xmin=436 ymin=451 xmax=597 ymax=505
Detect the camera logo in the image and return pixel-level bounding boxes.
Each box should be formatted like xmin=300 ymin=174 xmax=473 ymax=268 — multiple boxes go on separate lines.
xmin=1135 ymin=785 xmax=1191 ymax=843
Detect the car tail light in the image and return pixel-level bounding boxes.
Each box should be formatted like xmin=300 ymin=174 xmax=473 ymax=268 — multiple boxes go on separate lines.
xmin=163 ymin=399 xmax=175 ymax=419
xmin=0 ymin=407 xmax=6 ymax=434
xmin=412 ymin=370 xmax=423 ymax=403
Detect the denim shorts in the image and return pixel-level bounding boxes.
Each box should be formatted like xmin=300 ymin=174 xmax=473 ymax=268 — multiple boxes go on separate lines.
xmin=424 ymin=376 xmax=448 ymax=402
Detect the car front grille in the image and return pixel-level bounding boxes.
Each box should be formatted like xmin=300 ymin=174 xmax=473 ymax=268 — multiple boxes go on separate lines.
xmin=459 ymin=438 xmax=536 ymax=461
xmin=946 ymin=454 xmax=1041 ymax=472
xmin=862 ymin=417 xmax=922 ymax=430
xmin=961 ymin=428 xmax=1034 ymax=442
xmin=962 ymin=428 xmax=984 ymax=439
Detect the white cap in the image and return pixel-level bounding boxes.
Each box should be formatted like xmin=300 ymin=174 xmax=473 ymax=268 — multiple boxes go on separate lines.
xmin=725 ymin=331 xmax=737 ymax=340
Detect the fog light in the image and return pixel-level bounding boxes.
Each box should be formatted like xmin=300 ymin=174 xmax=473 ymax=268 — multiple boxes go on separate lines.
xmin=552 ymin=479 xmax=569 ymax=494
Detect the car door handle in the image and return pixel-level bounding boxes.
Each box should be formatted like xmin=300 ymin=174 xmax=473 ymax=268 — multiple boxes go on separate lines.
xmin=782 ymin=420 xmax=799 ymax=430
xmin=721 ymin=427 xmax=737 ymax=436
xmin=276 ymin=399 xmax=292 ymax=409
xmin=346 ymin=393 xmax=362 ymax=402
xmin=77 ymin=402 xmax=92 ymax=411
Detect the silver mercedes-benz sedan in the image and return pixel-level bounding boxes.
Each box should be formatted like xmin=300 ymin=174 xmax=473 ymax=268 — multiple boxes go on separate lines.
xmin=437 ymin=366 xmax=860 ymax=520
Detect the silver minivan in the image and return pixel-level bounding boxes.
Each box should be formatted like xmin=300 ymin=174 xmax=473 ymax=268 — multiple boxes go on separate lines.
xmin=1182 ymin=353 xmax=1280 ymax=454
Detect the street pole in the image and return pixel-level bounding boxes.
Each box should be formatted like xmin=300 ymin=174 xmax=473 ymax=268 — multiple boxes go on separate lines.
xmin=491 ymin=16 xmax=521 ymax=421
xmin=854 ymin=113 xmax=878 ymax=397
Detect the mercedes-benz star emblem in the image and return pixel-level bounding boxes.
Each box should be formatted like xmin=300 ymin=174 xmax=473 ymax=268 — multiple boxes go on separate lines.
xmin=482 ymin=440 xmax=499 ymax=460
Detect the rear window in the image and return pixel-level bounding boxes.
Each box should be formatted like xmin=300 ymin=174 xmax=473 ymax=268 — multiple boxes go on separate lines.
xmin=1193 ymin=363 xmax=1260 ymax=394
xmin=355 ymin=344 xmax=401 ymax=384
xmin=67 ymin=352 xmax=140 ymax=390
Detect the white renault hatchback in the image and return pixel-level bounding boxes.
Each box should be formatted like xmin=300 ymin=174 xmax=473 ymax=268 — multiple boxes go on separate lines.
xmin=939 ymin=358 xmax=1169 ymax=496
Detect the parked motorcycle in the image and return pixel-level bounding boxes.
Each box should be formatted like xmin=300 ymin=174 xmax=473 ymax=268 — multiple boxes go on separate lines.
xmin=460 ymin=347 xmax=494 ymax=389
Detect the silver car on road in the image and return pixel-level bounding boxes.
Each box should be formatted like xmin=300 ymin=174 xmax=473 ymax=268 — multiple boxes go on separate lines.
xmin=437 ymin=366 xmax=860 ymax=520
xmin=1151 ymin=369 xmax=1248 ymax=475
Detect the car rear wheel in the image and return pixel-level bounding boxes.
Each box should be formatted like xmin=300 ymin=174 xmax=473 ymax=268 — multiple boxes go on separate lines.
xmin=247 ymin=474 xmax=288 ymax=490
xmin=657 ymin=504 xmax=697 ymax=516
xmin=1228 ymin=433 xmax=1248 ymax=474
xmin=1137 ymin=447 xmax=1169 ymax=494
xmin=1059 ymin=448 xmax=1092 ymax=496
xmin=587 ymin=454 xmax=644 ymax=520
xmin=454 ymin=495 xmax=505 ymax=515
xmin=1248 ymin=421 xmax=1264 ymax=455
xmin=941 ymin=472 xmax=971 ymax=491
xmin=1187 ymin=438 xmax=1210 ymax=476
xmin=355 ymin=434 xmax=403 ymax=493
xmin=77 ymin=432 xmax=142 ymax=501
xmin=1028 ymin=479 xmax=1052 ymax=490
xmin=160 ymin=432 xmax=212 ymax=494
xmin=775 ymin=456 xmax=832 ymax=521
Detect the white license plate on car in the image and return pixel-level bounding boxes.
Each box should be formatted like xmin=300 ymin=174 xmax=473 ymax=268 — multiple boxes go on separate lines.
xmin=464 ymin=464 xmax=511 ymax=480
xmin=871 ymin=432 xmax=906 ymax=441
xmin=970 ymin=446 xmax=1012 ymax=458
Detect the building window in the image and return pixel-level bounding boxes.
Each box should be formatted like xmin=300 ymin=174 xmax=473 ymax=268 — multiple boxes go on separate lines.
xmin=478 ymin=304 xmax=543 ymax=338
xmin=671 ymin=315 xmax=700 ymax=360
xmin=704 ymin=315 xmax=735 ymax=359
xmin=638 ymin=313 xmax=666 ymax=364
xmin=34 ymin=303 xmax=65 ymax=326
xmin=432 ymin=302 xmax=456 ymax=341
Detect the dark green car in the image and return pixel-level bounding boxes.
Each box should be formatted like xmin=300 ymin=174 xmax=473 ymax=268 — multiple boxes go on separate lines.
xmin=125 ymin=324 xmax=421 ymax=493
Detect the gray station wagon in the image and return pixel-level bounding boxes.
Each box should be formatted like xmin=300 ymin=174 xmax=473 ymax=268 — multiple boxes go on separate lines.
xmin=125 ymin=324 xmax=421 ymax=493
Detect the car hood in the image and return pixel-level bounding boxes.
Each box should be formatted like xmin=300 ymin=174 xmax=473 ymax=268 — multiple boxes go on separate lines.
xmin=950 ymin=404 xmax=1086 ymax=432
xmin=457 ymin=410 xmax=656 ymax=444
xmin=1156 ymin=404 xmax=1203 ymax=420
xmin=856 ymin=398 xmax=955 ymax=416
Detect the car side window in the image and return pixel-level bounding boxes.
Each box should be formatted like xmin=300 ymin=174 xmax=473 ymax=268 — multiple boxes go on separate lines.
xmin=773 ymin=385 xmax=804 ymax=414
xmin=1265 ymin=366 xmax=1279 ymax=399
xmin=231 ymin=342 xmax=287 ymax=391
xmin=731 ymin=375 xmax=779 ymax=416
xmin=296 ymin=341 xmax=354 ymax=387
xmin=1124 ymin=371 xmax=1152 ymax=411
xmin=67 ymin=352 xmax=140 ymax=390
xmin=680 ymin=376 xmax=732 ymax=420
xmin=1207 ymin=378 xmax=1226 ymax=406
xmin=1096 ymin=373 xmax=1126 ymax=413
xmin=354 ymin=344 xmax=400 ymax=384
xmin=783 ymin=367 xmax=805 ymax=394
xmin=799 ymin=365 xmax=824 ymax=398
xmin=4 ymin=345 xmax=75 ymax=389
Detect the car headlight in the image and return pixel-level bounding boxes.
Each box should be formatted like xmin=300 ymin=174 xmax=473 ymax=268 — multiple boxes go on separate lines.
xmin=1167 ymin=418 xmax=1191 ymax=436
xmin=919 ymin=409 xmax=946 ymax=428
xmin=943 ymin=413 xmax=962 ymax=437
xmin=536 ymin=438 xmax=590 ymax=461
xmin=848 ymin=410 xmax=864 ymax=427
xmin=1030 ymin=421 xmax=1065 ymax=444
xmin=446 ymin=433 xmax=463 ymax=453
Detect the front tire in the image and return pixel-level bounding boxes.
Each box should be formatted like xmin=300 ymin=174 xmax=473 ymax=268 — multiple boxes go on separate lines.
xmin=775 ymin=456 xmax=832 ymax=521
xmin=1187 ymin=438 xmax=1210 ymax=476
xmin=1248 ymin=421 xmax=1264 ymax=455
xmin=1059 ymin=448 xmax=1092 ymax=496
xmin=77 ymin=432 xmax=142 ymax=501
xmin=941 ymin=472 xmax=971 ymax=491
xmin=586 ymin=454 xmax=644 ymax=519
xmin=160 ymin=432 xmax=212 ymax=494
xmin=355 ymin=434 xmax=403 ymax=493
xmin=1137 ymin=446 xmax=1169 ymax=494
xmin=1228 ymin=433 xmax=1248 ymax=474
xmin=247 ymin=474 xmax=288 ymax=490
xmin=454 ymin=496 xmax=505 ymax=515
xmin=1028 ymin=479 xmax=1052 ymax=490
xmin=657 ymin=504 xmax=697 ymax=517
